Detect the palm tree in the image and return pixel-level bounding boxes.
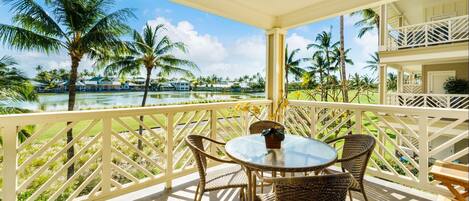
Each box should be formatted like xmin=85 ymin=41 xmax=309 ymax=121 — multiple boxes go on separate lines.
xmin=338 ymin=15 xmax=349 ymax=103
xmin=364 ymin=52 xmax=380 ymax=74
xmin=303 ymin=54 xmax=328 ymax=101
xmin=351 ymin=8 xmax=380 ymax=38
xmin=0 ymin=56 xmax=38 ymax=143
xmin=284 ymin=44 xmax=304 ymax=97
xmin=101 ymin=24 xmax=198 ymax=149
xmin=0 ymin=0 xmax=134 ymax=178
xmin=307 ymin=29 xmax=339 ymax=99
xmin=387 ymin=72 xmax=397 ymax=91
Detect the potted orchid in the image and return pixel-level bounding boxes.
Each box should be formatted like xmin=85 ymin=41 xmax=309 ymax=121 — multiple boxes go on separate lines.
xmin=261 ymin=125 xmax=285 ymax=149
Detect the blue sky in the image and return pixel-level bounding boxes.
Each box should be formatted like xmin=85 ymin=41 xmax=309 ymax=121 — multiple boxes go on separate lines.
xmin=0 ymin=0 xmax=378 ymax=78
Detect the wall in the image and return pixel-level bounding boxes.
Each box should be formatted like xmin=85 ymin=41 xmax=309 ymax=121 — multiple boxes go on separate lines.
xmin=422 ymin=62 xmax=469 ymax=93
xmin=424 ymin=0 xmax=468 ymax=21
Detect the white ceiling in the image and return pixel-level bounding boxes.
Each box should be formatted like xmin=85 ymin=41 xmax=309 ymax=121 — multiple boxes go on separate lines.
xmin=172 ymin=0 xmax=393 ymax=29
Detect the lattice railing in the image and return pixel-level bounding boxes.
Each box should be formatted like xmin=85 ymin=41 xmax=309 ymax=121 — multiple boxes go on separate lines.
xmin=0 ymin=100 xmax=270 ymax=201
xmin=387 ymin=93 xmax=469 ymax=109
xmin=387 ymin=15 xmax=469 ymax=50
xmin=402 ymin=84 xmax=423 ymax=94
xmin=285 ymin=100 xmax=469 ymax=194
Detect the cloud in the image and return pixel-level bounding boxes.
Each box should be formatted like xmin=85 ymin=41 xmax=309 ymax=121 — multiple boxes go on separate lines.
xmin=353 ymin=31 xmax=378 ymax=58
xmin=146 ymin=17 xmax=265 ymax=78
xmin=344 ymin=14 xmax=361 ymax=27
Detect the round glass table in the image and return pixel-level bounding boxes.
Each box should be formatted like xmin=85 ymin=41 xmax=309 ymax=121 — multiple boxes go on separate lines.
xmin=225 ymin=134 xmax=337 ymax=200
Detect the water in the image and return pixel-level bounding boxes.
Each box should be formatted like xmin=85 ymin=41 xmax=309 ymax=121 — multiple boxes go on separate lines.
xmin=15 ymin=91 xmax=265 ymax=112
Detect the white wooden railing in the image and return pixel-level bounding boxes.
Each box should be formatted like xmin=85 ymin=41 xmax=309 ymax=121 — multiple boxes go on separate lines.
xmin=402 ymin=84 xmax=423 ymax=94
xmin=1 ymin=100 xmax=468 ymax=200
xmin=285 ymin=100 xmax=469 ymax=194
xmin=387 ymin=15 xmax=469 ymax=50
xmin=387 ymin=93 xmax=469 ymax=109
xmin=0 ymin=100 xmax=271 ymax=201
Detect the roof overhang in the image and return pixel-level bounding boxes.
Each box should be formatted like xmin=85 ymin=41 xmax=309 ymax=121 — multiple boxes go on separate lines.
xmin=171 ymin=0 xmax=395 ymax=29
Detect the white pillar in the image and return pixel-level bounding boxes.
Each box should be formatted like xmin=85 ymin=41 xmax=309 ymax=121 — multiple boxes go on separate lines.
xmin=379 ymin=64 xmax=387 ymax=104
xmin=379 ymin=4 xmax=388 ymax=51
xmin=397 ymin=66 xmax=404 ymax=93
xmin=265 ymin=28 xmax=286 ymax=120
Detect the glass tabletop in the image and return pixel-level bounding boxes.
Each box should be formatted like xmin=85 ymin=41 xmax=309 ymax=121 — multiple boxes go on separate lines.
xmin=225 ymin=134 xmax=337 ymax=171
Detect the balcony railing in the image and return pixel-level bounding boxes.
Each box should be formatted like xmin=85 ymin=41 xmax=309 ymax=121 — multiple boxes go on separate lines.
xmin=1 ymin=100 xmax=468 ymax=200
xmin=387 ymin=15 xmax=469 ymax=50
xmin=402 ymin=84 xmax=423 ymax=94
xmin=387 ymin=93 xmax=469 ymax=109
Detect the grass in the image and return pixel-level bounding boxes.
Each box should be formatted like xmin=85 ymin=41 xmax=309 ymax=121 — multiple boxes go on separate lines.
xmin=287 ymin=89 xmax=379 ymax=104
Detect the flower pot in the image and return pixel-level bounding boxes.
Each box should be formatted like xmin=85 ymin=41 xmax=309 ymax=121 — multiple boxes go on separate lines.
xmin=264 ymin=135 xmax=282 ymax=149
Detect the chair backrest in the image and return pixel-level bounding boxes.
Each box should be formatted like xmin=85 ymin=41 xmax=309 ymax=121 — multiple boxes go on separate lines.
xmin=272 ymin=173 xmax=352 ymax=201
xmin=341 ymin=134 xmax=376 ymax=183
xmin=249 ymin=120 xmax=285 ymax=134
xmin=185 ymin=135 xmax=209 ymax=182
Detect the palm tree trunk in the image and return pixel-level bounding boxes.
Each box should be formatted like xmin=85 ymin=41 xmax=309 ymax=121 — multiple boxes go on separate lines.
xmin=340 ymin=16 xmax=349 ymax=103
xmin=138 ymin=67 xmax=152 ymax=150
xmin=285 ymin=66 xmax=289 ymax=99
xmin=66 ymin=56 xmax=80 ymax=179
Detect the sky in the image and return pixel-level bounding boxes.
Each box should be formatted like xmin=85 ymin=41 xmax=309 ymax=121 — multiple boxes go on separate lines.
xmin=0 ymin=0 xmax=378 ymax=79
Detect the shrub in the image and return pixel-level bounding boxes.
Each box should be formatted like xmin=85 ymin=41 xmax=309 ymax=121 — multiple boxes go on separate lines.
xmin=443 ymin=78 xmax=469 ymax=94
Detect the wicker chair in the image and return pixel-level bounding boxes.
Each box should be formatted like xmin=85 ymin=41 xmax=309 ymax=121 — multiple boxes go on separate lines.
xmin=185 ymin=135 xmax=248 ymax=201
xmin=325 ymin=134 xmax=376 ymax=201
xmin=256 ymin=173 xmax=353 ymax=201
xmin=249 ymin=120 xmax=285 ymax=134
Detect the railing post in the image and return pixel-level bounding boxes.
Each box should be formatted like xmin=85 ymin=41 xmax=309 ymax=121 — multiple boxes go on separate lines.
xmin=309 ymin=107 xmax=317 ymax=139
xmin=165 ymin=113 xmax=174 ymax=190
xmin=418 ymin=114 xmax=430 ymax=190
xmin=448 ymin=19 xmax=452 ymax=41
xmin=101 ymin=118 xmax=112 ymax=194
xmin=243 ymin=111 xmax=250 ymax=135
xmin=446 ymin=96 xmax=451 ymax=108
xmin=210 ymin=109 xmax=217 ymax=155
xmin=2 ymin=125 xmax=18 ymax=201
xmin=424 ymin=25 xmax=428 ymax=46
xmin=355 ymin=110 xmax=363 ymax=134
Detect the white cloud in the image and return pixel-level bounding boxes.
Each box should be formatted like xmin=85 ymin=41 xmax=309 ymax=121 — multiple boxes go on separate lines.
xmin=353 ymin=31 xmax=378 ymax=58
xmin=146 ymin=17 xmax=265 ymax=78
xmin=344 ymin=14 xmax=361 ymax=27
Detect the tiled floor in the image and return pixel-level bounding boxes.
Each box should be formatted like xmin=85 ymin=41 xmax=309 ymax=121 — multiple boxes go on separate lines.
xmin=112 ymin=166 xmax=437 ymax=201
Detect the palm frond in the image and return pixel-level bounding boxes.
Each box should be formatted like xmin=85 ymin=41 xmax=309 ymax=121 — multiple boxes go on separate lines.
xmin=0 ymin=24 xmax=63 ymax=53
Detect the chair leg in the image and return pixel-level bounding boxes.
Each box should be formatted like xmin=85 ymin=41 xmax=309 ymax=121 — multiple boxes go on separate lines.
xmin=361 ymin=188 xmax=369 ymax=201
xmin=197 ymin=190 xmax=204 ymax=201
xmin=348 ymin=190 xmax=353 ymax=201
xmin=194 ymin=183 xmax=200 ymax=201
xmin=240 ymin=187 xmax=245 ymax=201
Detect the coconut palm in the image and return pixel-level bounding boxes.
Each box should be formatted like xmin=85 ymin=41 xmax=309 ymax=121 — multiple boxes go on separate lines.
xmin=351 ymin=8 xmax=380 ymax=38
xmin=364 ymin=52 xmax=380 ymax=74
xmin=0 ymin=56 xmax=38 ymax=143
xmin=307 ymin=29 xmax=339 ymax=99
xmin=100 ymin=24 xmax=197 ymax=149
xmin=387 ymin=72 xmax=397 ymax=91
xmin=284 ymin=44 xmax=305 ymax=96
xmin=0 ymin=0 xmax=134 ymax=178
xmin=303 ymin=54 xmax=328 ymax=101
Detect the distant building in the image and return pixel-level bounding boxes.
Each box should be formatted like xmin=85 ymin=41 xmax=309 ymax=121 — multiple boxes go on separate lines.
xmin=171 ymin=80 xmax=190 ymax=91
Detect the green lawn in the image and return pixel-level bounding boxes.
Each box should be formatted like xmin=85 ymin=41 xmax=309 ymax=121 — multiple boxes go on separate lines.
xmin=287 ymin=89 xmax=378 ymax=104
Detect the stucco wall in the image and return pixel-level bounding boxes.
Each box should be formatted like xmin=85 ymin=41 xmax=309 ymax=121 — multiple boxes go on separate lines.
xmin=422 ymin=62 xmax=469 ymax=93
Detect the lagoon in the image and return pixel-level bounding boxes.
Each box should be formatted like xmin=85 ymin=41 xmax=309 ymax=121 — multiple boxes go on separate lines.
xmin=18 ymin=91 xmax=265 ymax=112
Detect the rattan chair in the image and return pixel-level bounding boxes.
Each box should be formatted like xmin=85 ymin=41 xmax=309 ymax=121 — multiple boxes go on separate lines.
xmin=185 ymin=135 xmax=248 ymax=201
xmin=249 ymin=120 xmax=285 ymax=134
xmin=256 ymin=173 xmax=353 ymax=201
xmin=325 ymin=134 xmax=376 ymax=201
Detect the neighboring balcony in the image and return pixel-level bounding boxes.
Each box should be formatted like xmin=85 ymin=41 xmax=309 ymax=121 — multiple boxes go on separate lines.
xmin=386 ymin=15 xmax=469 ymax=51
xmin=387 ymin=93 xmax=469 ymax=109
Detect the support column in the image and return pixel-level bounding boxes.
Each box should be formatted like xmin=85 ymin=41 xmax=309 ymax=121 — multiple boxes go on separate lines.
xmin=379 ymin=4 xmax=388 ymax=51
xmin=379 ymin=64 xmax=387 ymax=104
xmin=265 ymin=28 xmax=286 ymax=121
xmin=397 ymin=66 xmax=404 ymax=93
